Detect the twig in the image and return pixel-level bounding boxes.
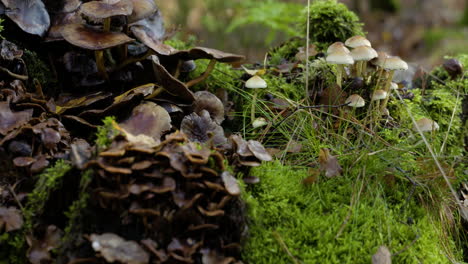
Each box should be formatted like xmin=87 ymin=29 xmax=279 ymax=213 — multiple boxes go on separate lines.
xmin=272 ymin=231 xmax=302 ymax=264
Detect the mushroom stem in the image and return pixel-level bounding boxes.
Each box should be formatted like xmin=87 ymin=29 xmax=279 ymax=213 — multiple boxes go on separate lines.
xmin=355 ymin=61 xmax=362 ymax=77
xmin=251 ymin=90 xmax=258 ymax=122
xmin=336 ymin=65 xmax=343 ymax=87
xmin=103 ymin=18 xmax=111 ymax=32
xmin=113 ymin=49 xmax=154 ymax=72
xmin=379 ymin=70 xmax=395 ymax=111
xmin=173 ymin=59 xmax=183 ymax=79
xmin=145 ymin=86 xmax=165 ymax=99
xmin=361 ymin=62 xmax=368 ymax=78
xmin=186 ymin=59 xmax=216 ymax=87
xmin=95 ymin=50 xmax=109 ymax=80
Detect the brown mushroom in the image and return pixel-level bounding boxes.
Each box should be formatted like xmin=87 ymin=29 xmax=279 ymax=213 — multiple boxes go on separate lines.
xmin=1 ymin=0 xmax=50 ymax=36
xmin=61 ymin=23 xmax=134 ymax=79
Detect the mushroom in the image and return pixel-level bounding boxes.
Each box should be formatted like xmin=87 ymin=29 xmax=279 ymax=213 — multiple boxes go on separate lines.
xmin=345 ymin=94 xmax=365 ymax=108
xmin=379 ymin=57 xmax=408 ymax=111
xmin=1 ymin=0 xmax=50 ymax=36
xmin=78 ymin=0 xmax=134 ymax=77
xmin=245 ymin=75 xmax=268 ymax=121
xmin=344 ymin=35 xmax=371 ymax=48
xmin=326 ymin=50 xmax=354 ymax=87
xmin=128 ymin=0 xmax=158 ymax=23
xmin=413 ymin=118 xmax=439 ymax=132
xmin=61 ymin=23 xmax=134 ymax=80
xmin=327 ymin=42 xmax=350 ymax=54
xmin=343 ymin=94 xmax=365 ymax=136
xmin=79 ymin=0 xmax=133 ymax=31
xmin=350 ymin=46 xmax=377 ymax=77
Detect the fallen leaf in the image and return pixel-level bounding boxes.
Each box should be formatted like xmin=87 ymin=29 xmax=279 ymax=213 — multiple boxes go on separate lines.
xmin=318 ymin=148 xmax=342 ymax=178
xmin=372 ymin=245 xmax=392 ymax=264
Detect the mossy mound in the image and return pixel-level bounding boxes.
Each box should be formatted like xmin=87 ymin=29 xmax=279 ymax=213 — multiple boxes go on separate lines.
xmin=306 ymin=0 xmax=364 ymax=50
xmin=243 ymin=161 xmax=460 ymax=263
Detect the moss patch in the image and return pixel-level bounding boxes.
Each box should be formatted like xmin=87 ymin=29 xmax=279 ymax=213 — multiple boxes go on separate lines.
xmin=243 ymin=161 xmax=460 ymax=263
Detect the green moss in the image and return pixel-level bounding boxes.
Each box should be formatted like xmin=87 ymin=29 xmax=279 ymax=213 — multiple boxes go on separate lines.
xmin=306 ymin=0 xmax=364 ymax=50
xmin=22 ymin=49 xmax=57 ymax=92
xmin=243 ymin=161 xmax=460 ymax=263
xmin=95 ymin=116 xmax=120 ymax=151
xmin=269 ymin=38 xmax=304 ymax=65
xmin=60 ymin=169 xmax=93 ymax=255
xmin=0 ymin=161 xmax=70 ymax=263
xmin=23 ymin=160 xmax=72 ymax=229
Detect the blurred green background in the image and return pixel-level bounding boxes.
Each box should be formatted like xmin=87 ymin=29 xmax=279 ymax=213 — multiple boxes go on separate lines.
xmin=159 ymin=0 xmax=468 ymax=68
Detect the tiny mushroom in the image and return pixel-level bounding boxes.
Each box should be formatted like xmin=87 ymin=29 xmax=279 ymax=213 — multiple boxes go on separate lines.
xmin=327 ymin=42 xmax=350 ymax=54
xmin=344 ymin=35 xmax=371 ymax=48
xmin=326 ymin=49 xmax=354 ymax=87
xmin=371 ymin=89 xmax=387 ymax=101
xmin=350 ymin=46 xmax=377 ymax=77
xmin=380 ymin=57 xmax=408 ymax=111
xmin=245 ymin=75 xmax=267 ymax=121
xmin=413 ymin=118 xmax=439 ymax=132
xmin=345 ymin=94 xmax=365 ymax=108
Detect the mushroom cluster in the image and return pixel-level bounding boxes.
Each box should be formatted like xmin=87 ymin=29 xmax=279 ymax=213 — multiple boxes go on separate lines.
xmin=325 ymin=35 xmax=408 ymax=123
xmin=82 ymin=126 xmax=246 ymax=263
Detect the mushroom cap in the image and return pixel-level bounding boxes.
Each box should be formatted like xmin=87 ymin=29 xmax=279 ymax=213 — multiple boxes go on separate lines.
xmin=413 ymin=118 xmax=439 ymax=132
xmin=245 ymin=75 xmax=267 ymax=89
xmin=382 ymin=57 xmax=408 ymax=71
xmin=327 ymin=42 xmax=350 ymax=54
xmin=1 ymin=0 xmax=50 ymax=36
xmin=80 ymin=0 xmax=133 ymax=20
xmin=372 ymin=51 xmax=390 ymax=67
xmin=193 ymin=91 xmax=225 ymax=124
xmin=371 ymin=89 xmax=387 ymax=101
xmin=61 ymin=23 xmax=135 ymax=50
xmin=345 ymin=35 xmax=371 ymax=48
xmin=326 ymin=50 xmax=354 ymax=65
xmin=390 ymin=82 xmax=398 ymax=90
xmin=345 ymin=94 xmax=365 ymax=108
xmin=252 ymin=117 xmax=268 ymax=128
xmin=128 ymin=0 xmax=158 ymax=23
xmin=350 ymin=46 xmax=378 ymax=61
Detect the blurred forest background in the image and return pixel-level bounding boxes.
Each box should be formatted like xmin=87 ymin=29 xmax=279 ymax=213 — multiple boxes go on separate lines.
xmin=159 ymin=0 xmax=468 ymax=68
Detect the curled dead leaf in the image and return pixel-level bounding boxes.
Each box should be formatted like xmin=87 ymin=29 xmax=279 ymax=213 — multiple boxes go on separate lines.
xmin=318 ymin=148 xmax=342 ymax=178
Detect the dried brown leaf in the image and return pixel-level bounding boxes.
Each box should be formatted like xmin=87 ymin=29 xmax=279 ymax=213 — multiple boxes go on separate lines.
xmin=318 ymin=148 xmax=342 ymax=178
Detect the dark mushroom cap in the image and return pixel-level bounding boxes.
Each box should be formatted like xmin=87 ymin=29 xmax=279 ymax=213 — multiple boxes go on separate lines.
xmin=119 ymin=101 xmax=172 ymax=147
xmin=61 ymin=23 xmax=134 ymax=50
xmin=1 ymin=0 xmax=50 ymax=36
xmin=150 ymin=56 xmax=195 ymax=103
xmin=80 ymin=0 xmax=133 ymax=20
xmin=128 ymin=0 xmax=158 ymax=23
xmin=193 ymin=91 xmax=225 ymax=124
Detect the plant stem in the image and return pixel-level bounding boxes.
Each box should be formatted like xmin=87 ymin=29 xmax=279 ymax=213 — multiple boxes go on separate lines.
xmin=186 ymin=59 xmax=216 ymax=87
